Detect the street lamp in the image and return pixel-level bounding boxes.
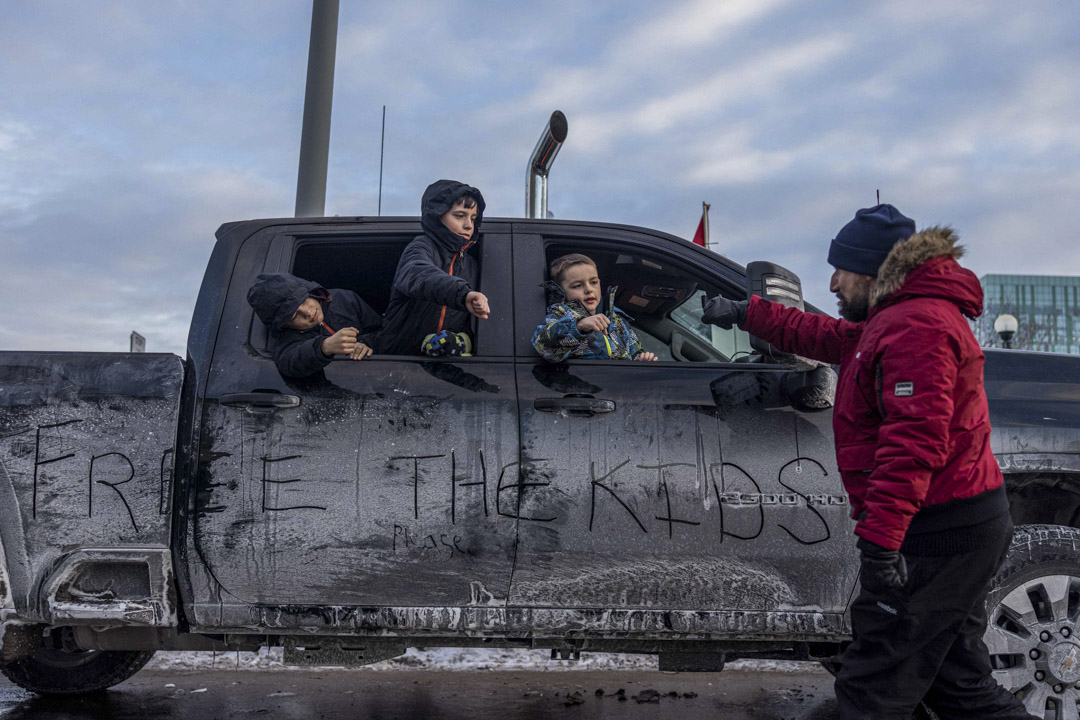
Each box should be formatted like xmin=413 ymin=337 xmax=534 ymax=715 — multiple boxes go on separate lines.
xmin=994 ymin=314 xmax=1018 ymax=349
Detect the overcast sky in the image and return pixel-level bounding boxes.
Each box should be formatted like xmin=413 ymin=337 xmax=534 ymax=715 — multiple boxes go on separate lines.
xmin=3 ymin=1 xmax=1079 ymax=355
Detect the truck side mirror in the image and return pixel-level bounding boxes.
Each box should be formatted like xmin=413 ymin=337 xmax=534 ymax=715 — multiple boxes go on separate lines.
xmin=745 ymin=261 xmax=804 ymax=361
xmin=744 ymin=261 xmax=836 ymax=410
xmin=782 ymin=365 xmax=836 ymax=412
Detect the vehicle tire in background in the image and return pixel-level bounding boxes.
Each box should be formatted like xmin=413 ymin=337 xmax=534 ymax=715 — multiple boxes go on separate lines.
xmin=984 ymin=524 xmax=1080 ymax=719
xmin=0 ymin=644 xmax=155 ymax=695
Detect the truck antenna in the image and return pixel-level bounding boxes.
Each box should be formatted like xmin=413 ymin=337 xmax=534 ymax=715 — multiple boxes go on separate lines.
xmin=378 ymin=105 xmax=386 ymax=216
xmin=876 ymin=188 xmax=880 ymax=204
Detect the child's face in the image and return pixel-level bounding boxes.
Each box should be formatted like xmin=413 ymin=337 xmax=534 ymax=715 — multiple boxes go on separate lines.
xmin=440 ymin=199 xmax=478 ymax=242
xmin=285 ymin=297 xmax=324 ymax=331
xmin=559 ymin=263 xmax=601 ymax=315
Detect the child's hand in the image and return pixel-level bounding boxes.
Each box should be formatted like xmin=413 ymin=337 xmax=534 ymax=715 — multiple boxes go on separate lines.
xmin=635 ymin=351 xmax=658 ymax=362
xmin=577 ymin=314 xmax=610 ymax=334
xmin=322 ymin=327 xmax=358 ymax=356
xmin=349 ymin=342 xmax=373 ymax=361
xmin=466 ymin=291 xmax=490 ymax=319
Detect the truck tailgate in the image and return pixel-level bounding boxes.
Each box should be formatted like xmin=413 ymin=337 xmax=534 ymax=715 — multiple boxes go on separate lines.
xmin=0 ymin=352 xmax=183 ymax=627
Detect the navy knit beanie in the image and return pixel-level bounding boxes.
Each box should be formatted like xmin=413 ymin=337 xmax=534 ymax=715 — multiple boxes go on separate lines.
xmin=827 ymin=204 xmax=916 ymax=277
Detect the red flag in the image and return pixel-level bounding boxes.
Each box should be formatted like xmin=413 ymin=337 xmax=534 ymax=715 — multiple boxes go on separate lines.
xmin=692 ymin=215 xmax=706 ymax=247
xmin=692 ymin=202 xmax=710 ymax=247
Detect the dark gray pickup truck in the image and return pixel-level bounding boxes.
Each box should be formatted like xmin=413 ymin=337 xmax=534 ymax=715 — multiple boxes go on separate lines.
xmin=3 ymin=216 xmax=1079 ymax=717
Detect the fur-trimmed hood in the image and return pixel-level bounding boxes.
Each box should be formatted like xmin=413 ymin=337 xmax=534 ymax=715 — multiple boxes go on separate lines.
xmin=869 ymin=226 xmax=983 ymax=319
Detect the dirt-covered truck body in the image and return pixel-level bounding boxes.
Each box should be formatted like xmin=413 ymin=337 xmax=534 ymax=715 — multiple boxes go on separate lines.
xmin=3 ymin=216 xmax=1080 ymax=715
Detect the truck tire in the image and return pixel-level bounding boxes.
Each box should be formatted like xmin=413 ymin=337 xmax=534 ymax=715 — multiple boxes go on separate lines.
xmin=0 ymin=645 xmax=155 ymax=695
xmin=984 ymin=524 xmax=1080 ymax=719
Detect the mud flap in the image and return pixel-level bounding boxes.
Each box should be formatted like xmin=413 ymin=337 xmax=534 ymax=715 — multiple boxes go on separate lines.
xmin=0 ymin=623 xmax=44 ymax=663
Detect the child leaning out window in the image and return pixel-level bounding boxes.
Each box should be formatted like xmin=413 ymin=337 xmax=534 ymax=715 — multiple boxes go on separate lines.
xmin=532 ymin=253 xmax=657 ymax=363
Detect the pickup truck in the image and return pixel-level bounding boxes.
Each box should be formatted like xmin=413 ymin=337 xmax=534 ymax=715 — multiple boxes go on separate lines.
xmin=2 ymin=215 xmax=1079 ymax=718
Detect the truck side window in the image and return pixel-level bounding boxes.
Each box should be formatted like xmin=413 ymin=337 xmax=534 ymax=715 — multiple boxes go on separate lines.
xmin=541 ymin=244 xmax=752 ymax=363
xmin=291 ymin=239 xmax=407 ymax=318
xmin=248 ymin=237 xmax=410 ymax=357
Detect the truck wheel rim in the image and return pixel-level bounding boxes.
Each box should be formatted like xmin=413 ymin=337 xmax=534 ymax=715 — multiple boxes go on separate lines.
xmin=986 ymin=573 xmax=1080 ymax=719
xmin=32 ymin=647 xmax=102 ymax=669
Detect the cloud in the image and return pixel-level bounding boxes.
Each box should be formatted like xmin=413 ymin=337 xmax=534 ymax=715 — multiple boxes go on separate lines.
xmin=682 ymin=127 xmax=795 ymax=184
xmin=643 ymin=34 xmax=850 ymax=130
xmin=0 ymin=121 xmax=28 ymax=153
xmin=876 ymin=0 xmax=991 ymax=25
xmin=0 ymin=117 xmax=288 ymax=354
xmin=612 ymin=0 xmax=794 ymax=59
xmin=571 ymin=33 xmax=850 ymax=153
xmin=489 ymin=0 xmax=802 ymax=127
xmin=4 ymin=0 xmax=1080 ymax=358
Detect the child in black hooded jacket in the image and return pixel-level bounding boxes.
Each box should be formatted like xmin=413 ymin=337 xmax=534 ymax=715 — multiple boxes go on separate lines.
xmin=376 ymin=179 xmax=489 ymax=356
xmin=247 ymin=272 xmax=382 ymax=377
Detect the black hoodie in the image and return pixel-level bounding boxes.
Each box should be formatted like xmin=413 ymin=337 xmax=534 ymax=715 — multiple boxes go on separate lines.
xmin=376 ymin=180 xmax=487 ymax=355
xmin=247 ymin=272 xmax=382 ymax=377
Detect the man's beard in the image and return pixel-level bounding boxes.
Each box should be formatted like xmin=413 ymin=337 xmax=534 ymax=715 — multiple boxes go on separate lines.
xmin=838 ymin=292 xmax=870 ymax=322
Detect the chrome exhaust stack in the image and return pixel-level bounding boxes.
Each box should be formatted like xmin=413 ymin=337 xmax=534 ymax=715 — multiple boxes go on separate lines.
xmin=526 ymin=111 xmax=568 ymax=218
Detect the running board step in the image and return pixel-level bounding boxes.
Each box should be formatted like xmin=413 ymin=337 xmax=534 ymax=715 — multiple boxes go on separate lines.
xmin=282 ymin=637 xmax=406 ymax=667
xmin=658 ymin=651 xmax=727 ymax=672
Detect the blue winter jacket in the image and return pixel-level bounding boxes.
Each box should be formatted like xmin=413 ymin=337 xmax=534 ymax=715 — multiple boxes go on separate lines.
xmin=532 ymin=283 xmax=644 ymax=362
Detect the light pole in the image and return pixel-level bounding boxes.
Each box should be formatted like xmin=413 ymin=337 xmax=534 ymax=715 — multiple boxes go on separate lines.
xmin=295 ymin=0 xmax=340 ymax=218
xmin=994 ymin=313 xmax=1018 ymax=349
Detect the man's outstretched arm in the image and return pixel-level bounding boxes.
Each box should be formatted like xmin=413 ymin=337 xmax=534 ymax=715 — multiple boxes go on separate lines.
xmin=704 ymin=295 xmax=860 ymax=365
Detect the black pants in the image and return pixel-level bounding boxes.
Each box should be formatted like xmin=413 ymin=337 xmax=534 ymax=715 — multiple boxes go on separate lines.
xmin=835 ymin=523 xmax=1034 ymax=719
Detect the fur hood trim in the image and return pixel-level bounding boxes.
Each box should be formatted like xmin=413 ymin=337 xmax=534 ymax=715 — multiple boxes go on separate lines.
xmin=870 ymin=226 xmax=964 ymax=307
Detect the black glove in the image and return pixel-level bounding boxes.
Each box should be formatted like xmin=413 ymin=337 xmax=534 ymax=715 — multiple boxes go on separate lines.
xmin=701 ymin=296 xmax=749 ymax=329
xmin=857 ymin=538 xmax=908 ymax=594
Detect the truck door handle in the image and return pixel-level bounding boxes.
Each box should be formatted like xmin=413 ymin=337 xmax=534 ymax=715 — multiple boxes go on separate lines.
xmin=220 ymin=392 xmax=301 ymax=411
xmin=534 ymin=396 xmax=615 ymax=416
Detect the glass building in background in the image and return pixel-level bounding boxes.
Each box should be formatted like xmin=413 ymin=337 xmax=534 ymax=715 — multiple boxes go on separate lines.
xmin=975 ymin=275 xmax=1080 ymax=354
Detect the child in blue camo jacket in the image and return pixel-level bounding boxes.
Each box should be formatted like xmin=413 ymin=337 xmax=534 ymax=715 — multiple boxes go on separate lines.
xmin=532 ymin=253 xmax=658 ymax=363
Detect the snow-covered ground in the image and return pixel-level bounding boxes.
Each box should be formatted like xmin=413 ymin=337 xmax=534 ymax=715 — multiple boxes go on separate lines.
xmin=146 ymin=647 xmax=823 ymax=674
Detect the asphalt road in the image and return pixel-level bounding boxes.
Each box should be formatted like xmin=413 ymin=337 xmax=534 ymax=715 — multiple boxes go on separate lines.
xmin=1 ymin=667 xmax=839 ymax=720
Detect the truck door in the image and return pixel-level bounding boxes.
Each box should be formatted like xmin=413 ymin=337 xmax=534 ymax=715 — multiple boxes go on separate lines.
xmin=509 ymin=230 xmax=857 ymax=633
xmin=186 ymin=223 xmax=519 ymax=629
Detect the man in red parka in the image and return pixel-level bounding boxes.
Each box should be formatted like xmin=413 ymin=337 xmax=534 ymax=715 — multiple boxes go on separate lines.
xmin=703 ymin=205 xmax=1033 ymax=719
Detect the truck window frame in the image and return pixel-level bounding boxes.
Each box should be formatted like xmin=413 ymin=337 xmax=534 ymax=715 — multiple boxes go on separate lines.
xmin=249 ymin=225 xmax=513 ymax=361
xmin=513 ymin=228 xmax=786 ymax=369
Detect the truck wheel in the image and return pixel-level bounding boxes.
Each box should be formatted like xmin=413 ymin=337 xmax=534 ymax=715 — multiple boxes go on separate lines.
xmin=0 ymin=632 xmax=155 ymax=695
xmin=985 ymin=524 xmax=1080 ymax=719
